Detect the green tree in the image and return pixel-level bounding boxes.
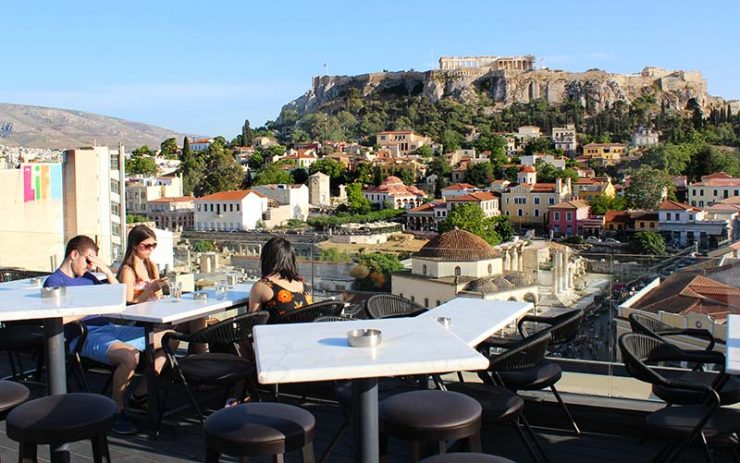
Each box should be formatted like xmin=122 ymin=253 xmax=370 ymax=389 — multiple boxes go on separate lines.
xmin=429 ymin=155 xmax=452 ymax=178
xmin=629 ymin=231 xmax=667 ymax=255
xmin=309 ymin=158 xmax=345 ymax=182
xmin=241 ymin=119 xmax=254 ymax=147
xmin=345 ymin=183 xmax=372 ymax=214
xmin=126 ymin=214 xmax=149 ymax=224
xmin=159 ymin=138 xmax=178 ymax=159
xmin=252 ymin=163 xmax=294 ymax=186
xmin=641 ymin=143 xmax=691 ymax=175
xmin=180 ymin=136 xmax=203 ymax=195
xmin=125 ymin=155 xmax=157 ymax=176
xmin=465 ymin=162 xmax=494 ymax=186
xmin=624 ymin=166 xmax=674 ymax=209
xmin=353 ymin=162 xmax=374 ymax=185
xmin=197 ymin=145 xmax=244 ymax=196
xmin=475 ymin=133 xmax=507 ymax=157
xmin=292 ymin=168 xmax=309 ymax=184
xmin=132 ymin=145 xmax=154 ymax=157
xmin=523 ymin=137 xmax=554 ymax=156
xmin=248 ymin=152 xmax=264 ymax=170
xmin=264 ymin=144 xmax=286 ymax=159
xmin=589 ymin=194 xmax=627 ymax=215
xmin=319 ymin=247 xmax=352 ymax=262
xmin=192 ymin=240 xmax=215 ymax=252
xmin=414 ymin=145 xmax=434 ymax=157
xmin=439 ymin=202 xmax=503 ymax=245
xmin=441 ymin=129 xmax=464 ymax=152
xmin=353 ymin=252 xmax=404 ymax=291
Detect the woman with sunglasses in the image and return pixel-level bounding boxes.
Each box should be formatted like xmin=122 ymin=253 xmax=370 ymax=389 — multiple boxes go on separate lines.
xmin=117 ymin=224 xmax=168 ymax=303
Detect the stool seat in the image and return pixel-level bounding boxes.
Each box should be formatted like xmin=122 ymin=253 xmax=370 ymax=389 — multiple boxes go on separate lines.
xmin=380 ymin=390 xmax=482 ymax=442
xmin=0 ymin=380 xmax=30 ymax=415
xmin=495 ymin=359 xmax=561 ymax=391
xmin=6 ymin=393 xmax=116 ymax=444
xmin=205 ymin=402 xmax=315 ymax=456
xmin=445 ymin=382 xmax=524 ymax=423
xmin=420 ymin=452 xmax=517 ymax=462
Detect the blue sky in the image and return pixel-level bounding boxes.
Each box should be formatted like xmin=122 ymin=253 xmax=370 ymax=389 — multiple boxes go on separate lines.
xmin=1 ymin=0 xmax=737 ymax=137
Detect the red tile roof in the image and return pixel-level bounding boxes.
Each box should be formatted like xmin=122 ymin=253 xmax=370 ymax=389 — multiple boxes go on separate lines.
xmin=196 ymin=190 xmax=266 ymax=201
xmin=519 ymin=166 xmax=536 ymax=173
xmin=530 ymin=183 xmax=557 ymax=192
xmin=149 ymin=195 xmax=195 ymax=203
xmin=443 ymin=183 xmax=476 ymax=191
xmin=549 ymin=199 xmax=590 ymax=210
xmin=659 ymin=199 xmax=696 ymax=211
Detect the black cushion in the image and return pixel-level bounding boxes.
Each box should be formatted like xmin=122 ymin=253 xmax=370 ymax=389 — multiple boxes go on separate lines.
xmin=334 ymin=377 xmax=421 ymax=409
xmin=0 ymin=380 xmax=30 ymax=416
xmin=646 ymin=405 xmax=740 ymax=438
xmin=495 ymin=359 xmax=562 ymax=391
xmin=653 ymin=371 xmax=740 ymax=406
xmin=205 ymin=402 xmax=315 ymax=456
xmin=6 ymin=393 xmax=116 ymax=444
xmin=420 ymin=453 xmax=517 ymax=463
xmin=178 ymin=353 xmax=254 ymax=385
xmin=445 ymin=382 xmax=524 ymax=423
xmin=380 ymin=390 xmax=482 ymax=441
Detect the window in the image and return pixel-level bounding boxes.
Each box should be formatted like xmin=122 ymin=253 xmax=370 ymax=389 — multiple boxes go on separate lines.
xmin=488 ymin=264 xmax=493 ymax=274
xmin=566 ymin=212 xmax=572 ymax=221
xmin=714 ymin=190 xmax=718 ymax=196
xmin=422 ymin=264 xmax=427 ymax=275
xmin=454 ymin=266 xmax=461 ymax=276
xmin=674 ymin=213 xmax=679 ymax=221
xmin=517 ymin=209 xmax=523 ymax=216
xmin=554 ymin=212 xmax=560 ymax=221
xmin=411 ymin=296 xmax=415 ymax=302
xmin=549 ymin=198 xmax=555 ymax=205
xmin=436 ymin=300 xmax=441 ymax=307
xmin=534 ymin=197 xmax=540 ymax=205
xmin=534 ymin=209 xmax=539 ymax=217
xmin=424 ymin=298 xmax=429 ymax=308
xmin=236 ymin=204 xmax=240 ymax=212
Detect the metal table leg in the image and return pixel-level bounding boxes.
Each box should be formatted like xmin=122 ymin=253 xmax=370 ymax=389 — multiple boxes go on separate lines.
xmin=44 ymin=317 xmax=70 ymax=463
xmin=144 ymin=323 xmax=160 ymax=437
xmin=352 ymin=377 xmax=379 ymax=463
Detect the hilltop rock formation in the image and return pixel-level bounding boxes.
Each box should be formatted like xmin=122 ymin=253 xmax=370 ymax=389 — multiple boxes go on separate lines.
xmin=281 ymin=66 xmax=737 ymax=119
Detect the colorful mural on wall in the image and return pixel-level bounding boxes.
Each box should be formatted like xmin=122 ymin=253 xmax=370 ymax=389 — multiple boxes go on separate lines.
xmin=23 ymin=164 xmax=62 ymax=202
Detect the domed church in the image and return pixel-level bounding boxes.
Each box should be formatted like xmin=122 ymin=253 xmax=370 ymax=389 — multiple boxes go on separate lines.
xmin=391 ymin=229 xmax=538 ymax=308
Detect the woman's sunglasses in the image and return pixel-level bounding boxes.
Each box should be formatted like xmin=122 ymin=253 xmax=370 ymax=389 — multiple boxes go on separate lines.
xmin=139 ymin=242 xmax=158 ymax=250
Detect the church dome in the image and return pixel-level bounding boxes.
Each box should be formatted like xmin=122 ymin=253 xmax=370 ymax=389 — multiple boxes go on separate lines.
xmin=416 ymin=229 xmax=497 ymax=261
xmin=384 ymin=176 xmax=403 ymax=185
xmin=465 ymin=278 xmax=499 ymax=293
xmin=504 ymin=272 xmax=528 ymax=286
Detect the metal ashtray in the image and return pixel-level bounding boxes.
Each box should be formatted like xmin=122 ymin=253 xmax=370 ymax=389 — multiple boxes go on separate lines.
xmin=40 ymin=286 xmax=65 ymax=299
xmin=436 ymin=317 xmax=452 ymax=328
xmin=347 ymin=329 xmax=382 ymax=348
xmin=193 ymin=291 xmax=208 ymax=301
xmin=29 ymin=277 xmax=44 ymax=287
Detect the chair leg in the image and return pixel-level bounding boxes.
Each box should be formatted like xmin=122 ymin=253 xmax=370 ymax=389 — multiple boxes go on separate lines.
xmin=520 ymin=414 xmax=551 ymax=463
xmin=318 ymin=411 xmax=351 ymax=463
xmin=18 ymin=443 xmax=37 ymax=463
xmin=205 ymin=448 xmax=220 ymax=463
xmin=550 ymin=385 xmax=580 ymax=435
xmin=155 ymin=380 xmax=173 ymax=436
xmin=467 ymin=433 xmax=482 ymax=453
xmin=301 ymin=442 xmax=315 ymax=463
xmin=512 ymin=418 xmax=543 ymax=463
xmin=700 ymin=432 xmax=715 ymax=463
xmin=91 ymin=434 xmax=111 ymax=463
xmin=183 ymin=382 xmax=204 ymax=424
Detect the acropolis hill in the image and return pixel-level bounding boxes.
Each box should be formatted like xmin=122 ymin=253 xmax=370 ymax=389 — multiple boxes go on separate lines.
xmin=281 ymin=55 xmax=739 ymax=119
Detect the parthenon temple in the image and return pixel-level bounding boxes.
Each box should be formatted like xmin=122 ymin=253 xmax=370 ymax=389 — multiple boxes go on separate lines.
xmin=439 ymin=55 xmax=536 ymax=71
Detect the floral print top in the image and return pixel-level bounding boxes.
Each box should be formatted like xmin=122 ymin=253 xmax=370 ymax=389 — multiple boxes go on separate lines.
xmin=261 ymin=278 xmax=313 ymax=317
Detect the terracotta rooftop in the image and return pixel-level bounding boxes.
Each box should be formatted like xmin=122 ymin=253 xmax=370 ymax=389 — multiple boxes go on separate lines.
xmin=549 ymin=199 xmax=590 ymax=210
xmin=447 ymin=191 xmax=497 ymax=202
xmin=443 ymin=183 xmax=476 ymax=191
xmin=659 ymin=199 xmax=697 ymax=211
xmin=416 ymin=229 xmax=499 ymax=262
xmin=196 ymin=190 xmax=266 ymax=201
xmin=149 ymin=195 xmax=195 ymax=203
xmin=519 ymin=166 xmax=536 ymax=173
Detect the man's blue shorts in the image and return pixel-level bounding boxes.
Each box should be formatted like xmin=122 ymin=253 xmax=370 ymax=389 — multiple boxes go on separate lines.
xmin=70 ymin=324 xmax=146 ymax=365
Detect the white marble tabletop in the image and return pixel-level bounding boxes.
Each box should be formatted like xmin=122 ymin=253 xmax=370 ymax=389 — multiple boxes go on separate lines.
xmin=419 ymin=298 xmax=534 ymax=347
xmin=110 ymin=283 xmax=252 ymax=324
xmin=0 ymin=277 xmax=47 ymax=290
xmin=0 ymin=284 xmax=127 ymax=322
xmin=253 ymin=317 xmax=489 ymax=385
xmin=727 ymin=314 xmax=740 ymax=375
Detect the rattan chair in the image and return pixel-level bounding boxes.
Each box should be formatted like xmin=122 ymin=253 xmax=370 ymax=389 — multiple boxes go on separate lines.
xmin=365 ymin=294 xmax=427 ymax=319
xmin=158 ymin=311 xmax=270 ymax=433
xmin=619 ymin=333 xmax=740 ymax=462
xmin=269 ymin=300 xmax=347 ymax=324
xmin=482 ymin=309 xmax=583 ymax=435
xmin=629 ymin=312 xmax=715 ymax=351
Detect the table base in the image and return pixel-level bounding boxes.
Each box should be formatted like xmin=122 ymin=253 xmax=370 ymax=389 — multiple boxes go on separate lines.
xmin=352 ymin=377 xmax=379 ymax=463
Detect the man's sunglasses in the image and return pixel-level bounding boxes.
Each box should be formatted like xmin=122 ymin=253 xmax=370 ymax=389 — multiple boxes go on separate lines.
xmin=139 ymin=243 xmax=158 ymax=250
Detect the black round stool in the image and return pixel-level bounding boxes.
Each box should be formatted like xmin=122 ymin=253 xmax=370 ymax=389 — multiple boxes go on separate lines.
xmin=420 ymin=453 xmax=517 ymax=462
xmin=380 ymin=390 xmax=483 ymax=461
xmin=204 ymin=402 xmax=316 ymax=463
xmin=0 ymin=380 xmax=30 ymax=419
xmin=6 ymin=393 xmax=117 ymax=463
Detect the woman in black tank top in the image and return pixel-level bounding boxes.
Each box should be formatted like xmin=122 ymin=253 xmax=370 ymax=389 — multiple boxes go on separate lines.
xmin=248 ymin=237 xmax=312 ymax=318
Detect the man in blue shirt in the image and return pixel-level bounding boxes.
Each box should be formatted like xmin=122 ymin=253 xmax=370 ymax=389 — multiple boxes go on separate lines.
xmin=45 ymin=235 xmax=142 ymax=435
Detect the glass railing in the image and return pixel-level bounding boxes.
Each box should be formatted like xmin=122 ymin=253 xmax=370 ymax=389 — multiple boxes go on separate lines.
xmin=3 ymin=229 xmax=738 ymax=401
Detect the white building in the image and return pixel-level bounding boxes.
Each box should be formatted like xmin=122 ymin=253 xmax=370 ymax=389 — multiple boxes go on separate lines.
xmin=190 ymin=138 xmax=212 ymax=153
xmin=552 ymin=124 xmax=577 ymax=154
xmin=688 ymin=172 xmax=740 ymax=207
xmin=194 ymin=190 xmax=268 ymax=231
xmin=658 ymin=199 xmax=731 ymax=249
xmin=125 ymin=174 xmax=183 ymax=216
xmin=63 ymin=145 xmax=126 ymax=263
xmin=516 ymin=126 xmax=541 ymax=144
xmin=363 ymin=176 xmax=425 ymax=209
xmin=308 ymin=171 xmax=331 ymax=206
xmin=631 ymin=127 xmax=660 ymax=147
xmin=252 ymin=184 xmax=310 ymax=222
xmin=519 ymin=153 xmax=566 ymax=170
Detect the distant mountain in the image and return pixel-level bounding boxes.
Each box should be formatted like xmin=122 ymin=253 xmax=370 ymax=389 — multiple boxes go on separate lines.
xmin=0 ymin=103 xmax=193 ymax=149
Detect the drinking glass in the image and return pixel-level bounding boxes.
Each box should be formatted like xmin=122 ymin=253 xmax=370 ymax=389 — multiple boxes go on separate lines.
xmin=171 ymin=281 xmax=182 ymax=303
xmin=215 ymin=282 xmax=227 ymax=300
xmin=227 ymin=272 xmax=238 ymax=288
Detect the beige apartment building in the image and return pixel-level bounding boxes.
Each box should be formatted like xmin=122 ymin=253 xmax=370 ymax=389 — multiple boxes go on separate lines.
xmin=582 ymin=143 xmax=626 ymax=164
xmin=376 ymin=131 xmax=431 ymax=156
xmin=126 ymin=174 xmax=184 ymax=217
xmin=500 ymin=167 xmax=572 ymax=226
xmin=688 ymin=172 xmax=740 ymax=207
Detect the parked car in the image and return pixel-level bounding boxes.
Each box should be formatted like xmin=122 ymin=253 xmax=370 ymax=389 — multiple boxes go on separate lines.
xmin=603 ymin=238 xmax=621 ymax=244
xmin=586 ymin=236 xmax=602 ymax=244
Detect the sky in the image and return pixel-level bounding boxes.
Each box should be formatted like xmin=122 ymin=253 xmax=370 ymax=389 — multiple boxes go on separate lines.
xmin=1 ymin=0 xmax=738 ymax=138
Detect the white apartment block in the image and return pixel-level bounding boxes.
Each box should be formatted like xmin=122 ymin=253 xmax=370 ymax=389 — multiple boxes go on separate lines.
xmin=125 ymin=174 xmax=183 ymax=216
xmin=688 ymin=172 xmax=740 ymax=207
xmin=551 ymin=124 xmax=577 ymax=154
xmin=251 ymin=184 xmax=309 ymax=222
xmin=194 ymin=190 xmax=268 ymax=231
